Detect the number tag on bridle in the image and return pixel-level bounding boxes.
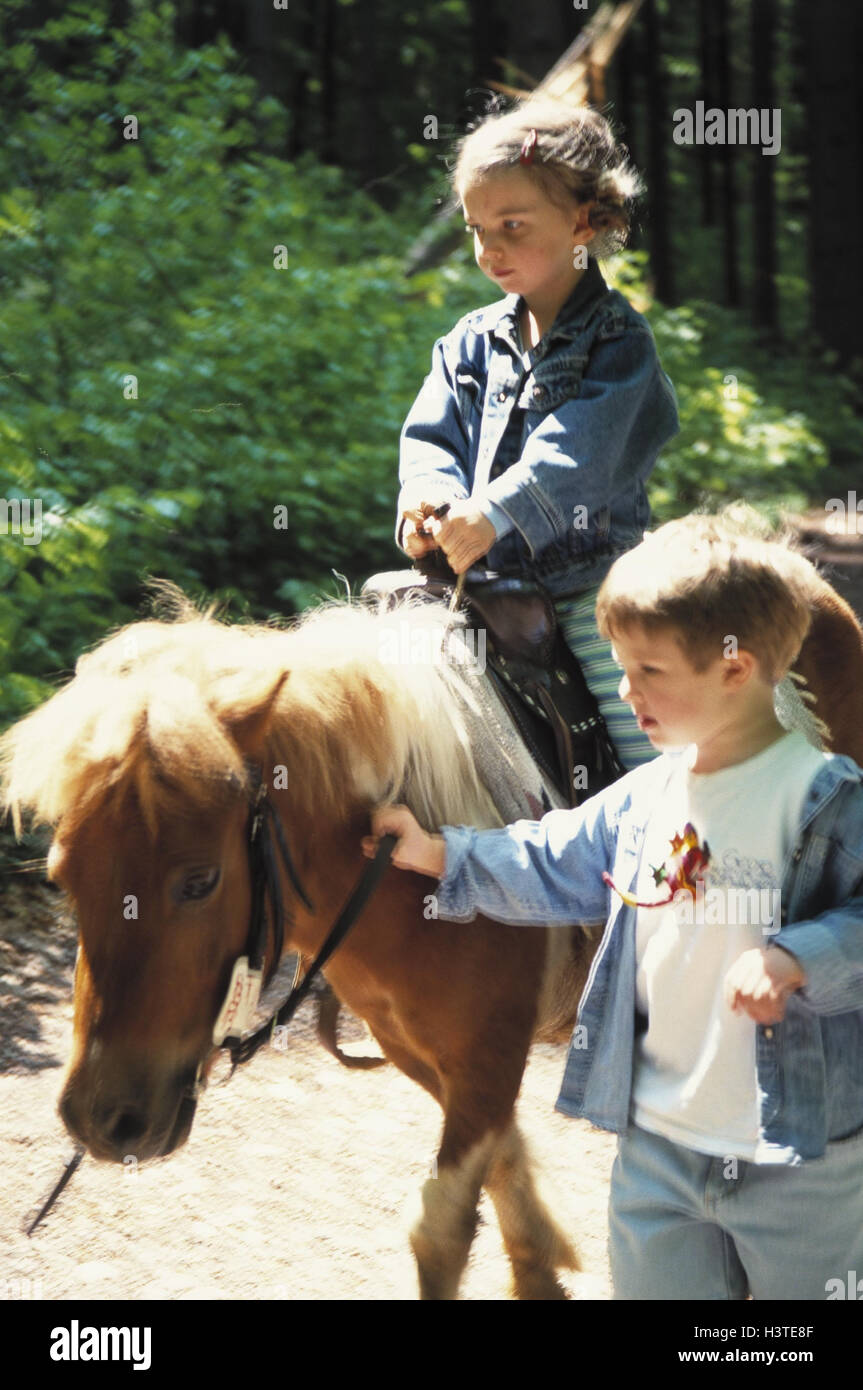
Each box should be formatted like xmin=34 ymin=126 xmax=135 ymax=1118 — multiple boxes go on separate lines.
xmin=212 ymin=956 xmax=263 ymax=1045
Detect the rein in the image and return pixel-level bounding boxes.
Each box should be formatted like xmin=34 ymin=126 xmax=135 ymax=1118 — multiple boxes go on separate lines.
xmin=212 ymin=766 xmax=397 ymax=1072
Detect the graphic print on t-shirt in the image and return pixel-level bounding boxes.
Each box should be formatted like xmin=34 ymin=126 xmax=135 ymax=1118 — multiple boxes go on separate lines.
xmin=605 ymin=818 xmax=786 ymax=933
xmin=604 ymin=821 xmax=711 ymax=909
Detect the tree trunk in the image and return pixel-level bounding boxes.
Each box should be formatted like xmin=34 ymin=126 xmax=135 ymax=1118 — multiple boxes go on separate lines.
xmin=245 ymin=0 xmax=277 ymax=102
xmin=698 ymin=0 xmax=718 ymax=225
xmin=751 ymin=0 xmax=779 ymax=334
xmin=799 ymin=0 xmax=863 ymax=363
xmin=357 ymin=0 xmax=393 ymax=193
xmin=615 ymin=24 xmax=637 ymax=167
xmin=716 ymin=0 xmax=741 ymax=307
xmin=499 ymin=0 xmax=571 ymax=87
xmin=469 ymin=0 xmax=504 ymax=89
xmin=318 ymin=0 xmax=337 ymax=166
xmin=288 ymin=3 xmax=317 ymax=158
xmin=642 ymin=0 xmax=674 ymax=303
xmin=612 ymin=26 xmax=641 ymax=251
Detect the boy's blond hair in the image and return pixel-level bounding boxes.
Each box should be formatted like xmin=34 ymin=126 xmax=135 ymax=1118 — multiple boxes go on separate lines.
xmin=595 ymin=510 xmax=816 ymax=684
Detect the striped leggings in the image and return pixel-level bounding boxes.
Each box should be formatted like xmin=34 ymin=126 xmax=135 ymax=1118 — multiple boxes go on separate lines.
xmin=554 ymin=585 xmax=657 ymax=772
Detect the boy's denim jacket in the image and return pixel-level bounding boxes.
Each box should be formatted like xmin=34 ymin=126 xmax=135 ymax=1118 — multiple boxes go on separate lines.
xmin=436 ymin=748 xmax=863 ymax=1163
xmin=397 ymin=259 xmax=680 ymax=598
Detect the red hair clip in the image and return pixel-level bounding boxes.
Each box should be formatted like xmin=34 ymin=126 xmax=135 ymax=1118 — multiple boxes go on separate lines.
xmin=519 ymin=128 xmax=538 ymax=165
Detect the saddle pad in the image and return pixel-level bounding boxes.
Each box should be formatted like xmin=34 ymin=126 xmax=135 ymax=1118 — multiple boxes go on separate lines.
xmin=437 ymin=621 xmax=569 ymax=826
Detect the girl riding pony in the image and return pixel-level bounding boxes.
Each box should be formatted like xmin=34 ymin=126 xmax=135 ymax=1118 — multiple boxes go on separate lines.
xmin=397 ymin=98 xmax=679 ymax=771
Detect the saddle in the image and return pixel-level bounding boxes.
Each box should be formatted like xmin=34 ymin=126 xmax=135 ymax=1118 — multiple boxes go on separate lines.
xmin=361 ymin=557 xmax=624 ymax=807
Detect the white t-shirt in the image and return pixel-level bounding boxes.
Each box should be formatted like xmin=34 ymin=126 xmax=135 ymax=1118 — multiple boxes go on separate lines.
xmin=631 ymin=730 xmax=825 ymax=1159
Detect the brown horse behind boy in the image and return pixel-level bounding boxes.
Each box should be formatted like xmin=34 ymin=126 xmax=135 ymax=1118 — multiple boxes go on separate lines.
xmin=2 ymin=563 xmax=862 ymax=1300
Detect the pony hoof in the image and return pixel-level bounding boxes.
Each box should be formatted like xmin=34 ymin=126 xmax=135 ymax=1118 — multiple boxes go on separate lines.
xmin=511 ymin=1268 xmax=572 ymax=1300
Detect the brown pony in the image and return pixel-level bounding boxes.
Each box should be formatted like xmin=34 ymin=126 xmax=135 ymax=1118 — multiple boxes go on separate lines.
xmin=2 ymin=567 xmax=862 ymax=1300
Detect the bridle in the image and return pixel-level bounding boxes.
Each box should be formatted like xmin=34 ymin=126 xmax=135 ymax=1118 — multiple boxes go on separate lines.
xmin=211 ymin=764 xmax=397 ymax=1073
xmin=26 ymin=764 xmax=397 ymax=1236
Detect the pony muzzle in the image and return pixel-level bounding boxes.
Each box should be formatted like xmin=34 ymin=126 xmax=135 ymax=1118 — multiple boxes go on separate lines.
xmin=59 ymin=1062 xmax=200 ymax=1163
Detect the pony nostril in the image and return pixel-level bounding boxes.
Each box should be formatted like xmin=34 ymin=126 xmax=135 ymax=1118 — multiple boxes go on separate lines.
xmin=106 ymin=1108 xmax=149 ymax=1149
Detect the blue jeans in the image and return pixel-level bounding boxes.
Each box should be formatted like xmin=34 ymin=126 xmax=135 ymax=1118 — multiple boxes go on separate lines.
xmin=609 ymin=1122 xmax=863 ymax=1300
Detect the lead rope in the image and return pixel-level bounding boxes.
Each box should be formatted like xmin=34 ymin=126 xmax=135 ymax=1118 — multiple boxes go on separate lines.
xmin=24 ymin=1147 xmax=85 ymax=1237
xmin=226 ymin=832 xmax=397 ymax=1070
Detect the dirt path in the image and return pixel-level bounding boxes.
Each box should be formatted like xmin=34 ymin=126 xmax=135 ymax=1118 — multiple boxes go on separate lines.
xmin=2 ymin=513 xmax=860 ymax=1303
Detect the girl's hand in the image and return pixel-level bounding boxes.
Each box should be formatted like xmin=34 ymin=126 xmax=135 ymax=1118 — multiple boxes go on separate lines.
xmin=362 ymin=803 xmax=446 ymax=879
xmin=401 ymin=503 xmax=440 ymax=560
xmin=425 ymin=503 xmax=497 ymax=574
xmin=724 ymin=946 xmax=807 ymax=1025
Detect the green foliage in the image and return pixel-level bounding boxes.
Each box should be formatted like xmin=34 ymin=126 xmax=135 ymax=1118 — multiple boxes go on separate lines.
xmin=605 ymin=255 xmax=854 ymax=521
xmin=643 ymin=327 xmax=827 ymax=517
xmin=0 ymin=4 xmax=482 ymax=731
xmin=1 ymin=0 xmax=859 ymax=757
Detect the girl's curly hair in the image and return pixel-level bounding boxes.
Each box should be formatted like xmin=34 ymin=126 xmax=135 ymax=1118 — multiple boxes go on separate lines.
xmin=453 ymin=98 xmax=642 ymax=259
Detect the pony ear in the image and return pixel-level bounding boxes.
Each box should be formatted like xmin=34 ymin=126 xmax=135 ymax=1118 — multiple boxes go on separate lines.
xmin=210 ymin=668 xmax=290 ymax=751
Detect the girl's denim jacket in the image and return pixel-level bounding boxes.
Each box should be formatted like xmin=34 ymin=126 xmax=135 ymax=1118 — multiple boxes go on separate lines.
xmin=397 ymin=260 xmax=680 ymax=598
xmin=436 ymin=749 xmax=863 ymax=1164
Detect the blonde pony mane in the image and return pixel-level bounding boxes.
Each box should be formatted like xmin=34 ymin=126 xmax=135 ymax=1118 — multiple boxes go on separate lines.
xmin=0 ymin=588 xmax=501 ymax=841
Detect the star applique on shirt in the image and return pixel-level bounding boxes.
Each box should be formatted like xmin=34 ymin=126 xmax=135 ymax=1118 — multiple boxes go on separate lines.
xmin=603 ymin=822 xmax=711 ymax=908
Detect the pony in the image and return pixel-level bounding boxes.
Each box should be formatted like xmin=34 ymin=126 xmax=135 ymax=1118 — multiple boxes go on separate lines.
xmin=2 ymin=563 xmax=862 ymax=1300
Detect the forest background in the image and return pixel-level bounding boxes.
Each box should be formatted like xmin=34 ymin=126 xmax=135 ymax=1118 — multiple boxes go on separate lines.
xmin=1 ymin=0 xmax=861 ymax=836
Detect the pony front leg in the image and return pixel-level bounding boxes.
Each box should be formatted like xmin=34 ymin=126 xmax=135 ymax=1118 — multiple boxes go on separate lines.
xmin=409 ymin=1130 xmax=499 ymax=1300
xmin=483 ymin=1119 xmax=579 ymax=1300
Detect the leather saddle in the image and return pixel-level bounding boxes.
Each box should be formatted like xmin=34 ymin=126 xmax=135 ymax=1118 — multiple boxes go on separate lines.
xmin=361 ymin=556 xmax=624 ymax=807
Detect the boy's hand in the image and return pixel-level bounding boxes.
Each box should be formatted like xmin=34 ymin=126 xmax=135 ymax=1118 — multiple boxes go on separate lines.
xmin=425 ymin=502 xmax=496 ymax=574
xmin=362 ymin=803 xmax=446 ymax=879
xmin=724 ymin=946 xmax=807 ymax=1024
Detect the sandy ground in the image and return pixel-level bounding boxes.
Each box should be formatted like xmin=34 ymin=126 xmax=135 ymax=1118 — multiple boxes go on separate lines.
xmin=1 ymin=509 xmax=860 ymax=1304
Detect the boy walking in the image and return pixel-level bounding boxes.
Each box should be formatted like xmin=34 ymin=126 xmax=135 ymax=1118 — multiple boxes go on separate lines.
xmin=363 ymin=514 xmax=863 ymax=1299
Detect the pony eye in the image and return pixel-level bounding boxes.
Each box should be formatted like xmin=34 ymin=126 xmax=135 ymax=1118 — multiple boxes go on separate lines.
xmin=179 ymin=867 xmax=221 ymax=902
